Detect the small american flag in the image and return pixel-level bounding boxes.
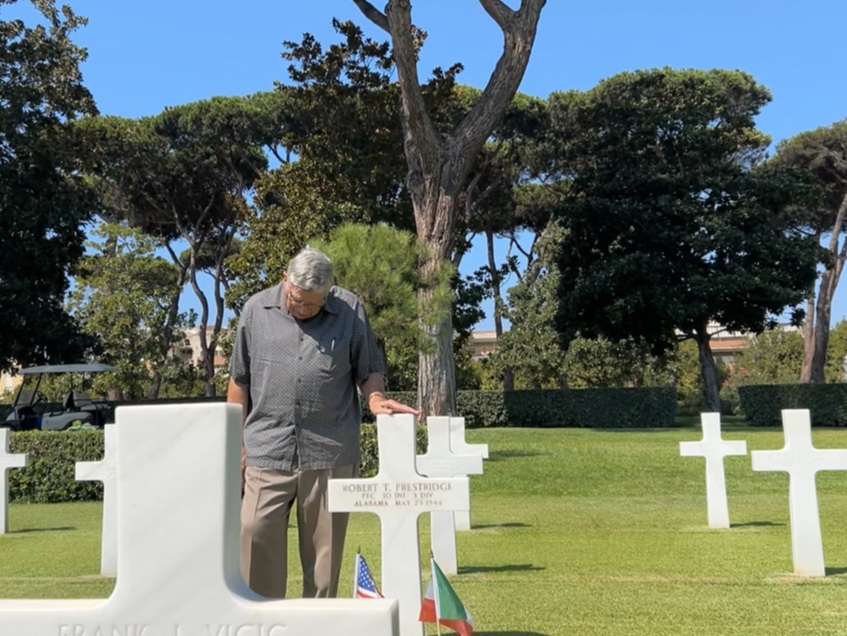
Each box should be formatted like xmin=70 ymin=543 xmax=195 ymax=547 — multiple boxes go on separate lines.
xmin=353 ymin=552 xmax=383 ymax=599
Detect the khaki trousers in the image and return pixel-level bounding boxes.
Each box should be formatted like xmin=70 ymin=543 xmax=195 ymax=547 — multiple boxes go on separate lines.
xmin=240 ymin=464 xmax=356 ymax=598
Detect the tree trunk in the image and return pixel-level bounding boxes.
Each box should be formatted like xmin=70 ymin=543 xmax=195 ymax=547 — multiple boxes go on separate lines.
xmin=486 ymin=229 xmax=513 ymax=390
xmin=149 ymin=249 xmax=188 ymax=399
xmin=415 ymin=189 xmax=458 ymax=416
xmin=355 ymin=0 xmax=546 ymax=415
xmin=799 ymin=293 xmax=816 ymax=382
xmin=694 ymin=331 xmax=721 ymax=413
xmin=804 ymin=193 xmax=847 ymax=383
xmin=809 ymin=270 xmax=835 ymax=383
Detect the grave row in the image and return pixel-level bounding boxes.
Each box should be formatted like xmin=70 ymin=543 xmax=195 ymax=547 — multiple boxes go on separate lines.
xmin=680 ymin=409 xmax=845 ymax=577
xmin=0 ymin=408 xmax=489 ymax=636
xmin=5 ymin=404 xmax=837 ymax=635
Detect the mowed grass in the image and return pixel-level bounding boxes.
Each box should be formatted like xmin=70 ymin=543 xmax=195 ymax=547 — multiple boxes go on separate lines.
xmin=5 ymin=426 xmax=847 ymax=634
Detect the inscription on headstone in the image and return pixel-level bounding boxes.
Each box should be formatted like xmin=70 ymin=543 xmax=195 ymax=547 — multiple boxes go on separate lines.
xmin=679 ymin=412 xmax=747 ymax=528
xmin=751 ymin=409 xmax=847 ymax=577
xmin=0 ymin=404 xmax=398 ymax=635
xmin=0 ymin=427 xmax=27 ymax=534
xmin=328 ymin=414 xmax=469 ymax=636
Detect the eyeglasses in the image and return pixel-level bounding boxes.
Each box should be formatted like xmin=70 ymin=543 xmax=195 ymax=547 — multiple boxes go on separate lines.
xmin=286 ymin=290 xmax=326 ymax=311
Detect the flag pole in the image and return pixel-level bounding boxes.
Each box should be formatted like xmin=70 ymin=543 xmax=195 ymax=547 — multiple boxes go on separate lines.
xmin=429 ymin=552 xmax=442 ymax=636
xmin=353 ymin=546 xmax=362 ymax=598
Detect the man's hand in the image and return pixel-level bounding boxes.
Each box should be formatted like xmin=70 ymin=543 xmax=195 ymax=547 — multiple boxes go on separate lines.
xmin=368 ymin=392 xmax=420 ymax=417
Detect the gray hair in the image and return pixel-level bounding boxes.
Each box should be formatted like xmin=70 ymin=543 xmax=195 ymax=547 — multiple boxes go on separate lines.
xmin=287 ymin=247 xmax=334 ymax=292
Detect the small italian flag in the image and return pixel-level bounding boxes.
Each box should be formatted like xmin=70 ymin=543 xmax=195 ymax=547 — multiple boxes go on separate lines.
xmin=419 ymin=557 xmax=474 ymax=636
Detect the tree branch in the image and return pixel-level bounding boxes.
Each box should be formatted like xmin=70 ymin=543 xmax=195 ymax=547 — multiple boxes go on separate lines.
xmin=384 ymin=0 xmax=441 ymax=167
xmin=478 ymin=0 xmax=515 ymax=30
xmin=451 ymin=0 xmax=546 ymax=159
xmin=351 ymin=0 xmax=390 ymax=32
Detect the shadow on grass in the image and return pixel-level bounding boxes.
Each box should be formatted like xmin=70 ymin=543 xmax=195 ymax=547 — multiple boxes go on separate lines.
xmin=472 ymin=522 xmax=532 ymax=530
xmin=825 ymin=566 xmax=847 ymax=576
xmin=10 ymin=526 xmax=75 ymax=534
xmin=460 ymin=564 xmax=544 ymax=574
xmin=730 ymin=521 xmax=783 ymax=528
xmin=488 ymin=450 xmax=549 ymax=461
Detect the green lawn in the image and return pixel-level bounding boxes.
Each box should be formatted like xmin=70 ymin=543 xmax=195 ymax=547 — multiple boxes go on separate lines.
xmin=4 ymin=426 xmax=847 ymax=635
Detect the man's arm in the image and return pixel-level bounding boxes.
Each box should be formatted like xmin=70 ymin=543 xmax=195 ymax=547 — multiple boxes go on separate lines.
xmin=227 ymin=377 xmax=250 ymax=482
xmin=358 ymin=373 xmax=420 ymax=417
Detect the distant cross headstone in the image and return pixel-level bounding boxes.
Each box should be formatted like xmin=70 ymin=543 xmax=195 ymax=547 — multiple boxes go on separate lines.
xmin=0 ymin=403 xmax=398 ymax=635
xmin=448 ymin=417 xmax=488 ymax=531
xmin=75 ymin=423 xmax=117 ymax=576
xmin=0 ymin=427 xmax=27 ymax=534
xmin=328 ymin=414 xmax=470 ymax=636
xmin=679 ymin=412 xmax=747 ymax=528
xmin=416 ymin=416 xmax=483 ymax=575
xmin=751 ymin=409 xmax=847 ymax=577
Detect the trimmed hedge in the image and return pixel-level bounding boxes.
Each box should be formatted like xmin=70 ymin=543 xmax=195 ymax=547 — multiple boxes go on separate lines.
xmin=370 ymin=388 xmax=677 ymax=428
xmin=6 ymin=423 xmax=427 ymax=503
xmin=8 ymin=430 xmax=104 ymax=503
xmin=739 ymin=384 xmax=847 ymax=427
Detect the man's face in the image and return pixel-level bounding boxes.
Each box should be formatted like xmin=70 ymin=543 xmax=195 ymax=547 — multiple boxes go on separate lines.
xmin=283 ymin=275 xmax=326 ymax=320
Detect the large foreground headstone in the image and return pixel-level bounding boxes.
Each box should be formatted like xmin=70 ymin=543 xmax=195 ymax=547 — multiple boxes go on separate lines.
xmin=416 ymin=416 xmax=483 ymax=575
xmin=75 ymin=424 xmax=118 ymax=576
xmin=0 ymin=427 xmax=27 ymax=534
xmin=328 ymin=414 xmax=470 ymax=636
xmin=679 ymin=412 xmax=747 ymax=528
xmin=448 ymin=417 xmax=487 ymax=532
xmin=751 ymin=409 xmax=847 ymax=577
xmin=0 ymin=403 xmax=398 ymax=635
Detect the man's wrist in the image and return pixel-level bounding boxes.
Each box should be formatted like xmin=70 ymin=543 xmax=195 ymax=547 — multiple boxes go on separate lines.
xmin=368 ymin=391 xmax=385 ymax=404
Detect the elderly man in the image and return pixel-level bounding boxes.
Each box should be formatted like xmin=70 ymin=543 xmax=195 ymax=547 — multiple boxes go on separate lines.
xmin=227 ymin=247 xmax=418 ymax=599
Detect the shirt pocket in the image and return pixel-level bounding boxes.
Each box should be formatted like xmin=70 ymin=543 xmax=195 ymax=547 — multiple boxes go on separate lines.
xmin=317 ymin=335 xmax=350 ymax=375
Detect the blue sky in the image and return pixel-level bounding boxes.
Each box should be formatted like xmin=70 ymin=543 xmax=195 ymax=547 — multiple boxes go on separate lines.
xmin=29 ymin=0 xmax=847 ymax=328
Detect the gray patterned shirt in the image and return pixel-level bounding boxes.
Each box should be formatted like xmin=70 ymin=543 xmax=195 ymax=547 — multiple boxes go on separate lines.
xmin=230 ymin=283 xmax=384 ymax=470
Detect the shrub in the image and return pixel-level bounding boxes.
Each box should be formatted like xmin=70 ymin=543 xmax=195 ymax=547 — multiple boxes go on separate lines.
xmin=367 ymin=388 xmax=676 ymax=428
xmin=738 ymin=384 xmax=847 ymax=426
xmin=8 ymin=430 xmax=104 ymax=503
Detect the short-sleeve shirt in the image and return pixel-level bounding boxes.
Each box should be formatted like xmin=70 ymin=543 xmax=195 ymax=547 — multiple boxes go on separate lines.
xmin=230 ymin=283 xmax=385 ymax=471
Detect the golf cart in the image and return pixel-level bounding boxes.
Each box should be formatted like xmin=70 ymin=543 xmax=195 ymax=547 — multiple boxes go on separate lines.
xmin=3 ymin=363 xmax=116 ymax=431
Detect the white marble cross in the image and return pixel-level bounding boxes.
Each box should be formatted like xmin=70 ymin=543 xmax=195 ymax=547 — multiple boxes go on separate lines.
xmin=0 ymin=427 xmax=27 ymax=534
xmin=75 ymin=423 xmax=117 ymax=576
xmin=0 ymin=403 xmax=398 ymax=635
xmin=448 ymin=417 xmax=488 ymax=531
xmin=416 ymin=416 xmax=483 ymax=575
xmin=328 ymin=414 xmax=470 ymax=636
xmin=751 ymin=409 xmax=847 ymax=577
xmin=679 ymin=412 xmax=747 ymax=528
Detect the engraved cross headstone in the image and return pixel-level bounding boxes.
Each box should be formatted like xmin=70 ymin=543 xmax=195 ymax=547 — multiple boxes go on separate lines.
xmin=751 ymin=409 xmax=847 ymax=576
xmin=679 ymin=412 xmax=747 ymax=528
xmin=416 ymin=416 xmax=483 ymax=575
xmin=0 ymin=427 xmax=27 ymax=534
xmin=75 ymin=423 xmax=118 ymax=576
xmin=448 ymin=417 xmax=487 ymax=531
xmin=0 ymin=403 xmax=398 ymax=635
xmin=328 ymin=414 xmax=470 ymax=636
